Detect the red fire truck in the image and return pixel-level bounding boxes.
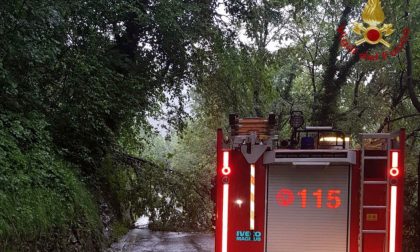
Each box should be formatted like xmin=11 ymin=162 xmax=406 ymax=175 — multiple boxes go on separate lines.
xmin=214 ymin=113 xmax=405 ymax=252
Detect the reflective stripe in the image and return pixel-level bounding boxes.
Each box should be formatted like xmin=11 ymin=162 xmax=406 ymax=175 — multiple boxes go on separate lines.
xmin=222 ymin=184 xmax=229 ymax=252
xmin=389 ymin=186 xmax=397 ymax=252
xmin=250 ymin=164 xmax=255 ymax=230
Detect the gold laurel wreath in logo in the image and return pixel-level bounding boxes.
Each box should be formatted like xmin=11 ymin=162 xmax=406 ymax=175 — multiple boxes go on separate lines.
xmin=353 ymin=0 xmax=394 ymax=47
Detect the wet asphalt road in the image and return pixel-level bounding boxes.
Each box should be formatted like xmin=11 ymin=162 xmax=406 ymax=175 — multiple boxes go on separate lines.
xmin=107 ymin=229 xmax=214 ymax=252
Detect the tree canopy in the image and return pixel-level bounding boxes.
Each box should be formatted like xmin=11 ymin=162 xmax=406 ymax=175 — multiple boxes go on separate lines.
xmin=1 ymin=0 xmax=420 ymax=250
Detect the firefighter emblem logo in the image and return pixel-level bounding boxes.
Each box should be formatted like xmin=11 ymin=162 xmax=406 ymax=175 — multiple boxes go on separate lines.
xmin=353 ymin=0 xmax=394 ymax=47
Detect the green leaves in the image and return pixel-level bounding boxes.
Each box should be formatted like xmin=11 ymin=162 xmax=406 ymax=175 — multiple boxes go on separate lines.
xmin=0 ymin=109 xmax=102 ymax=250
xmin=1 ymin=0 xmax=224 ymax=175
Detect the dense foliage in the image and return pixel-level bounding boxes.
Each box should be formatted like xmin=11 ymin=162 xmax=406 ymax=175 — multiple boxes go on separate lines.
xmin=0 ymin=110 xmax=102 ymax=251
xmin=0 ymin=0 xmax=223 ymax=249
xmin=1 ymin=0 xmax=420 ymax=251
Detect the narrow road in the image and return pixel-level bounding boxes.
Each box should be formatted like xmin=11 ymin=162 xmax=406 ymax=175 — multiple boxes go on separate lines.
xmin=107 ymin=229 xmax=214 ymax=252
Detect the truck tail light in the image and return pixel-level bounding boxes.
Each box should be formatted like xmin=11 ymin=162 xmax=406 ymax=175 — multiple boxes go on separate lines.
xmin=221 ymin=151 xmax=230 ymax=252
xmin=389 ymin=150 xmax=399 ymax=252
xmin=390 ymin=151 xmax=399 ymax=177
xmin=222 ymin=183 xmax=229 ymax=252
xmin=389 ymin=185 xmax=397 ymax=252
xmin=222 ymin=151 xmax=231 ymax=175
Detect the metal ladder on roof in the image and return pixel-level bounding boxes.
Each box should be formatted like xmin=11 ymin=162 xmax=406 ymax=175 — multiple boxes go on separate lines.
xmin=359 ymin=133 xmax=394 ymax=252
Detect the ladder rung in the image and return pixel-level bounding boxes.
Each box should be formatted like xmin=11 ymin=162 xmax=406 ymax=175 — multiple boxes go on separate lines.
xmin=362 ymin=230 xmax=386 ymax=234
xmin=363 ymin=156 xmax=388 ymax=160
xmin=364 ymin=181 xmax=387 ymax=184
xmin=363 ymin=205 xmax=387 ymax=209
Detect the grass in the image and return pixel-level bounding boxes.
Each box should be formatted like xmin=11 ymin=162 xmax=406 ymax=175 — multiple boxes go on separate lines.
xmin=0 ymin=164 xmax=102 ymax=251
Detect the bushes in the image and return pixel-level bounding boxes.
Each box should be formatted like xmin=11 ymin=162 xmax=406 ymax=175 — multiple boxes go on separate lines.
xmin=0 ymin=181 xmax=102 ymax=251
xmin=0 ymin=111 xmax=102 ymax=251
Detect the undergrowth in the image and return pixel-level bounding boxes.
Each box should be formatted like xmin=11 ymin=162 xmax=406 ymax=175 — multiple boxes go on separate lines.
xmin=0 ymin=111 xmax=102 ymax=251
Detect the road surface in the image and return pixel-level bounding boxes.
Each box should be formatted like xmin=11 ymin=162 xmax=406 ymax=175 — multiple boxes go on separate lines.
xmin=107 ymin=229 xmax=214 ymax=252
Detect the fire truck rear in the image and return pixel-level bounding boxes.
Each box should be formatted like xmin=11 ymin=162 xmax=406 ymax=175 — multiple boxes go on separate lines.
xmin=214 ymin=112 xmax=405 ymax=252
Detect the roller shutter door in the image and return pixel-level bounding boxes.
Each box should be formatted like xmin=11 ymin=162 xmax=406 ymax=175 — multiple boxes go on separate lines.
xmin=266 ymin=165 xmax=350 ymax=252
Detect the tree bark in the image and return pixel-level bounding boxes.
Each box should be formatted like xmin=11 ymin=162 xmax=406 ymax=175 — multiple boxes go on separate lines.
xmin=406 ymin=36 xmax=420 ymax=113
xmin=418 ymin=153 xmax=420 ymax=249
xmin=312 ymin=5 xmax=371 ymax=125
xmin=377 ymin=71 xmax=406 ymax=133
xmin=406 ymin=0 xmax=420 ymax=113
xmin=310 ymin=5 xmax=351 ymax=125
xmin=253 ymin=50 xmax=265 ymax=117
xmin=352 ymin=72 xmax=364 ymax=107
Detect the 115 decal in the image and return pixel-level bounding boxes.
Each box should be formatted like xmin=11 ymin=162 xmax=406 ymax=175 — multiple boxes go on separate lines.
xmin=276 ymin=188 xmax=342 ymax=209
